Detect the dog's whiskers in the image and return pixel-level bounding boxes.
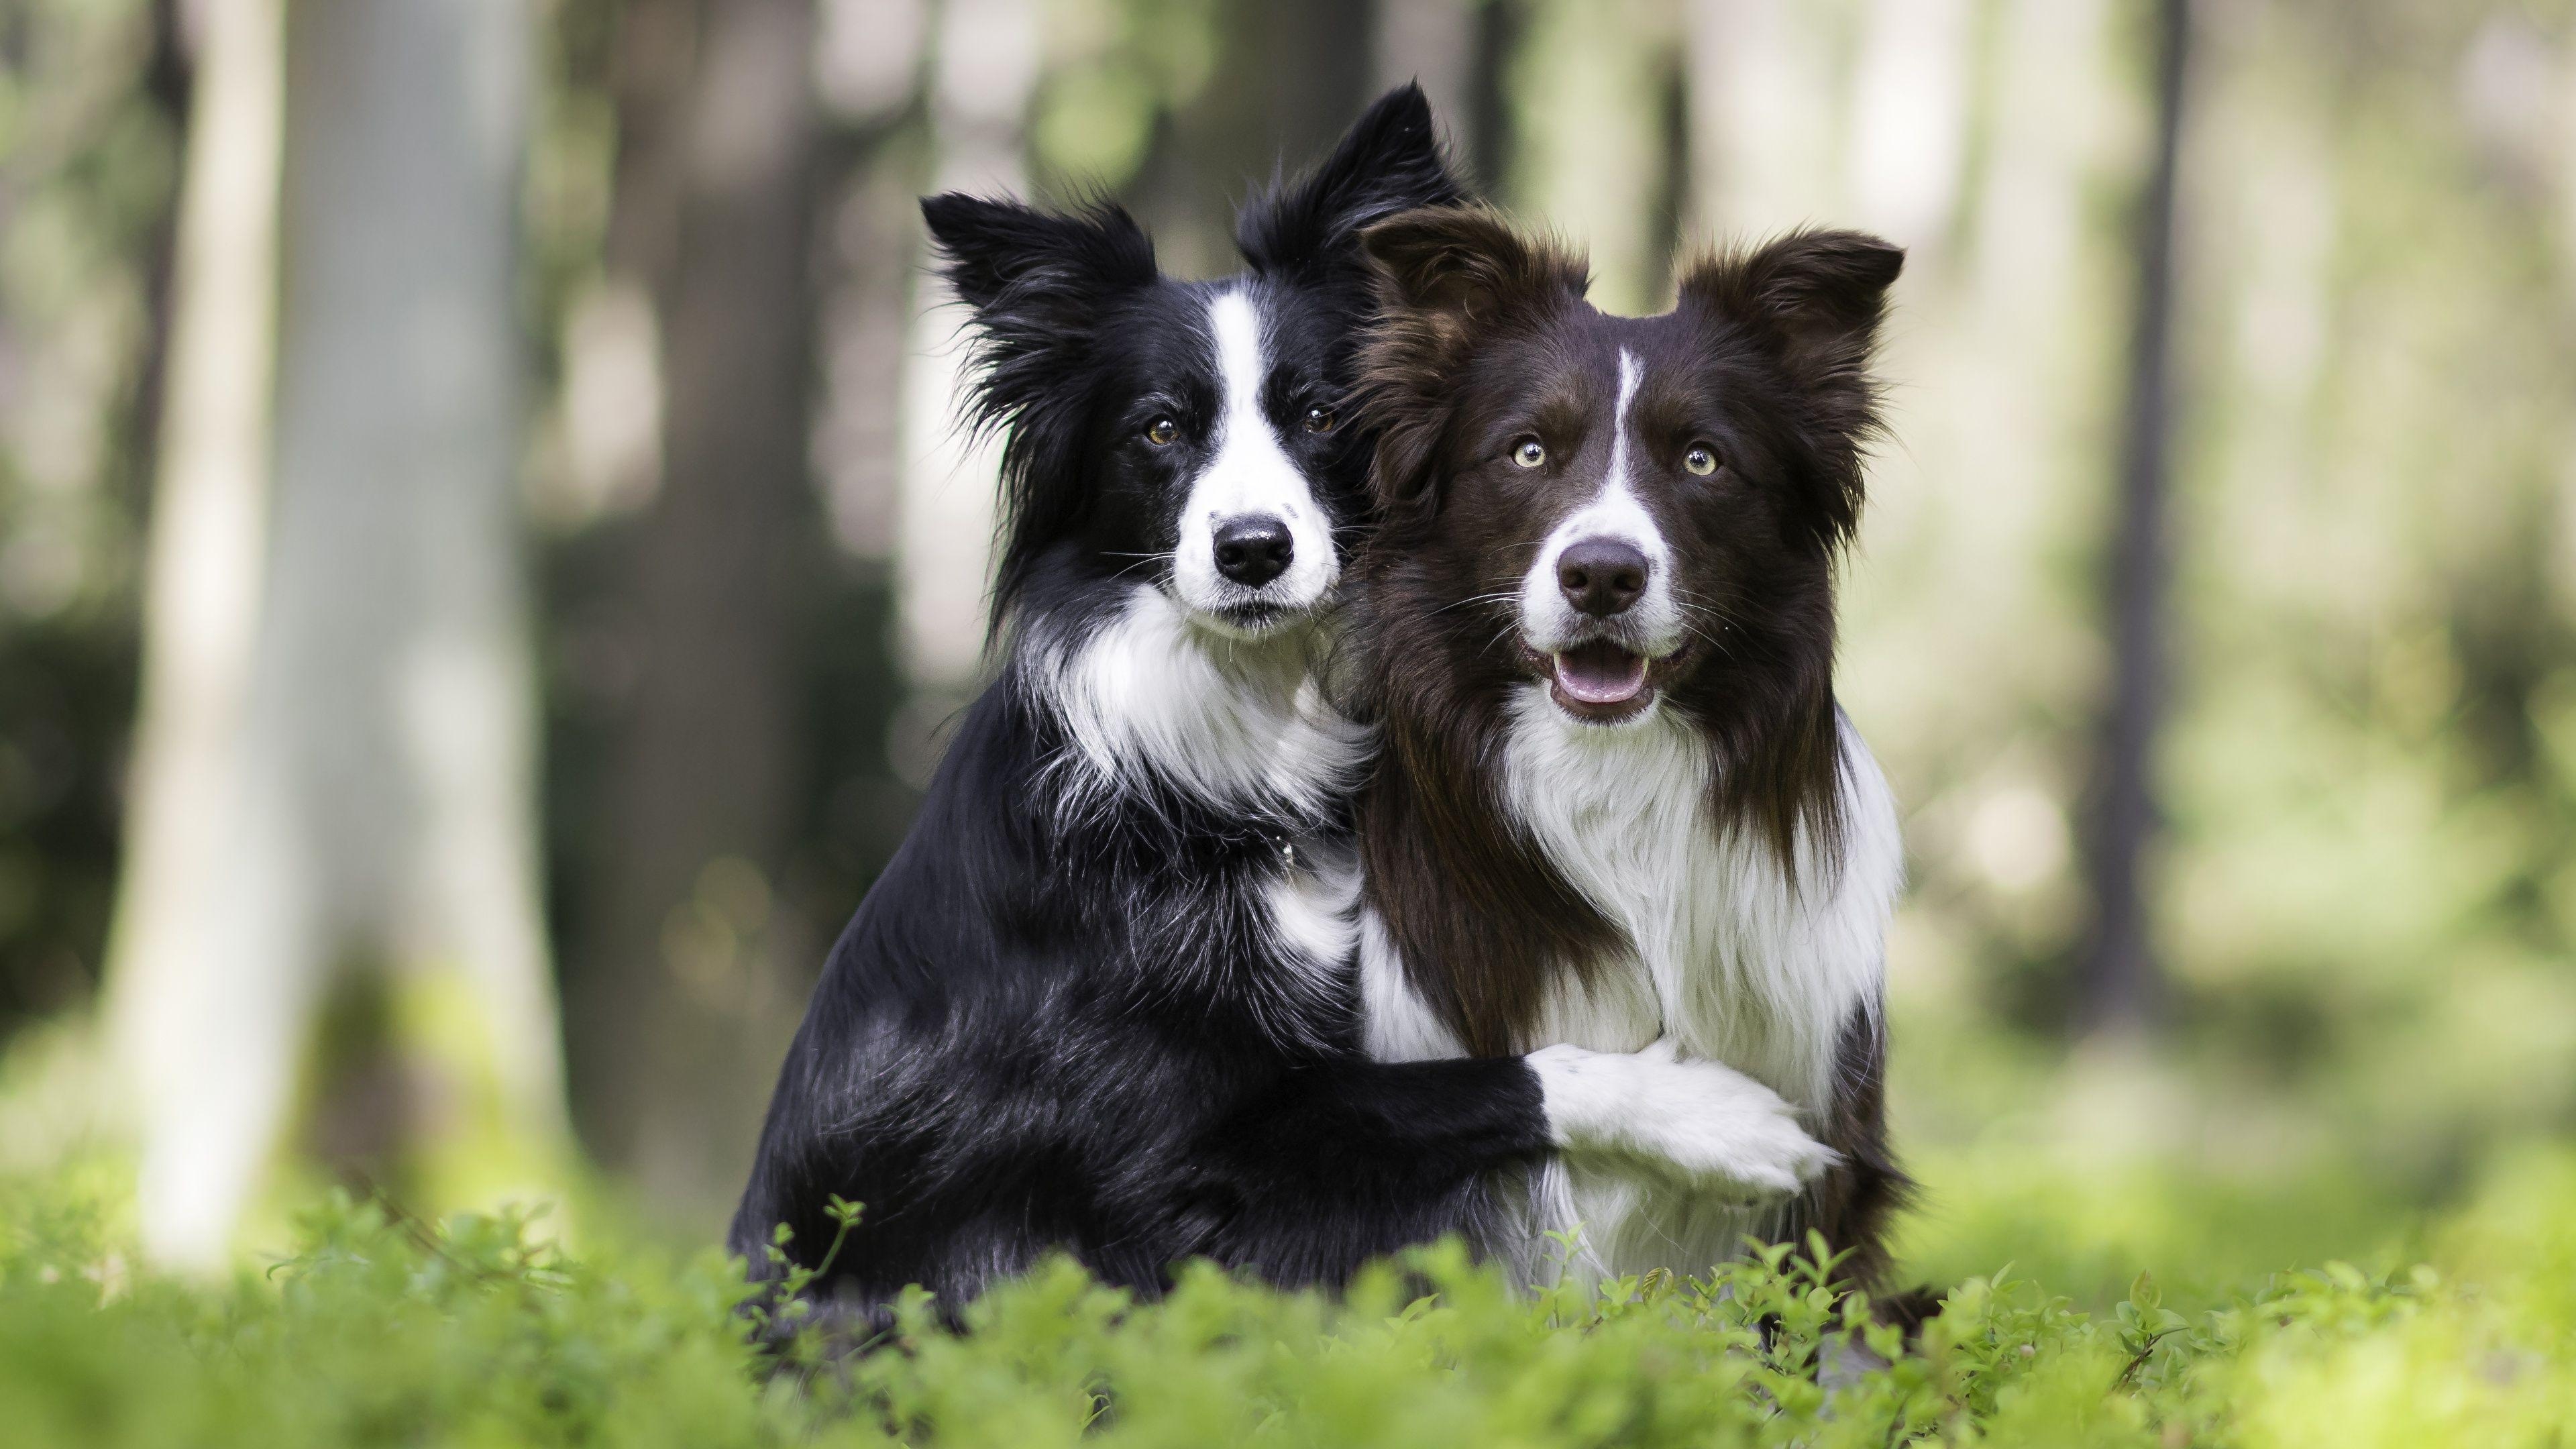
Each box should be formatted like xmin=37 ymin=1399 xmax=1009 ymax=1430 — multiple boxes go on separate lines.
xmin=1430 ymin=588 xmax=1520 ymax=619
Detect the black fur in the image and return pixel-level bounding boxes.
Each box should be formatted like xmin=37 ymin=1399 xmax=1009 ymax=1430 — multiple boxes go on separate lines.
xmin=728 ymin=89 xmax=1552 ymax=1330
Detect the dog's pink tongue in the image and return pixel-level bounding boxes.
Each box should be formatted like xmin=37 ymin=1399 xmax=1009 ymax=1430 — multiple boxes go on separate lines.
xmin=1552 ymin=642 xmax=1648 ymax=704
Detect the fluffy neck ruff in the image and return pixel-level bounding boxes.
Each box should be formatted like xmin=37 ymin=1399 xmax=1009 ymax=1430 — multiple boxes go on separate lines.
xmin=1026 ymin=583 xmax=1370 ymax=835
xmin=1355 ymin=578 xmax=1852 ymax=1058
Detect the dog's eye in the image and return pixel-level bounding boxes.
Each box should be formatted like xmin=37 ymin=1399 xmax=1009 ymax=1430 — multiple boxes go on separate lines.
xmin=1511 ymin=438 xmax=1547 ymax=469
xmin=1683 ymin=445 xmax=1719 ymax=476
xmin=1302 ymin=405 xmax=1336 ymax=434
xmin=1144 ymin=419 xmax=1180 ymax=447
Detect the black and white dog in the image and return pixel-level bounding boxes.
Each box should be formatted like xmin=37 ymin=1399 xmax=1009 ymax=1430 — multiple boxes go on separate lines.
xmin=1347 ymin=206 xmax=1913 ymax=1295
xmin=731 ymin=90 xmax=1831 ymax=1326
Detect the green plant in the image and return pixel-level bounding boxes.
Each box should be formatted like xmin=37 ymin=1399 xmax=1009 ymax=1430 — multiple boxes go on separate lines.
xmin=7 ymin=1151 xmax=2576 ymax=1447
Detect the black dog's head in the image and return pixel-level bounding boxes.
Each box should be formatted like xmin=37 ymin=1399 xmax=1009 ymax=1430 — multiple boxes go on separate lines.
xmin=922 ymin=85 xmax=1464 ymax=642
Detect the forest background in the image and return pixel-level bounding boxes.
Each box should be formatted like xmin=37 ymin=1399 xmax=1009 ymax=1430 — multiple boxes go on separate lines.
xmin=2 ymin=0 xmax=2574 ymax=1318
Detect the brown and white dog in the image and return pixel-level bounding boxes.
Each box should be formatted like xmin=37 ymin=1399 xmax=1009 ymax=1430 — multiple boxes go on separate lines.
xmin=1344 ymin=206 xmax=1913 ymax=1294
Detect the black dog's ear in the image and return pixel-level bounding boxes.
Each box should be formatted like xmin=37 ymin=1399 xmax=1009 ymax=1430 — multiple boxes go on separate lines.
xmin=1679 ymin=230 xmax=1903 ymax=549
xmin=918 ymin=193 xmax=1159 ymax=631
xmin=1237 ymin=83 xmax=1467 ymax=277
xmin=920 ymin=193 xmax=1159 ymax=313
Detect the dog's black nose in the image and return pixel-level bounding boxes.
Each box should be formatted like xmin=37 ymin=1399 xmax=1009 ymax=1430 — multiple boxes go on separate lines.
xmin=1213 ymin=515 xmax=1294 ymax=587
xmin=1557 ymin=537 xmax=1649 ymax=616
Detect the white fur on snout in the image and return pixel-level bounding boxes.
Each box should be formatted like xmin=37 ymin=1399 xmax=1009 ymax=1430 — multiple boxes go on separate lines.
xmin=1517 ymin=348 xmax=1685 ymax=659
xmin=1526 ymin=1040 xmax=1837 ymax=1201
xmin=1170 ymin=289 xmax=1338 ymax=633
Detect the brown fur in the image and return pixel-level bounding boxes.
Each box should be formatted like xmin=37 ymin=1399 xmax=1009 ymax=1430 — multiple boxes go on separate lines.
xmin=1344 ymin=208 xmax=1617 ymax=1057
xmin=1345 ymin=205 xmax=1916 ymax=1289
xmin=1790 ymin=1012 xmax=1915 ymax=1295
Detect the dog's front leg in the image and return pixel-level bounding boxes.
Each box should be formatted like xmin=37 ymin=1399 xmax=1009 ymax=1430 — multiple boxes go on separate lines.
xmin=1525 ymin=1038 xmax=1835 ymax=1205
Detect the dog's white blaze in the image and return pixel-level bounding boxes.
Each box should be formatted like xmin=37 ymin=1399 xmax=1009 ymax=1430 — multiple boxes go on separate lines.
xmin=1169 ymin=289 xmax=1339 ymax=629
xmin=1515 ymin=348 xmax=1685 ymax=663
xmin=1037 ymin=583 xmax=1368 ymax=822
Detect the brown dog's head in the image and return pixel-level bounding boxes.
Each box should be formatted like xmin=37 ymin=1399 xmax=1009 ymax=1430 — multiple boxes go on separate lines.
xmin=1346 ymin=211 xmax=1899 ymax=1026
xmin=1355 ymin=205 xmax=1898 ymax=731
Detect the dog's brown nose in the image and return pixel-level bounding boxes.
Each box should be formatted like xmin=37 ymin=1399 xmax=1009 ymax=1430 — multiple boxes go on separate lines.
xmin=1556 ymin=537 xmax=1648 ymax=616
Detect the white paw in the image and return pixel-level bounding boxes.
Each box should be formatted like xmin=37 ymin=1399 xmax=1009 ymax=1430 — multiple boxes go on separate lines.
xmin=1528 ymin=1041 xmax=1837 ymax=1202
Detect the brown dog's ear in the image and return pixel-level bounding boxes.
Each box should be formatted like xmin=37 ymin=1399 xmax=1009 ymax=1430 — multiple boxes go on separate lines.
xmin=1681 ymin=228 xmax=1902 ymax=363
xmin=1360 ymin=205 xmax=1585 ymax=323
xmin=1355 ymin=207 xmax=1585 ymax=523
xmin=1680 ymin=231 xmax=1902 ymax=550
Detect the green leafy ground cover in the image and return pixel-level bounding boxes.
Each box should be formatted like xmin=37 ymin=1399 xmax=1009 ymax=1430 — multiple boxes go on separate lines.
xmin=6 ymin=1144 xmax=2575 ymax=1448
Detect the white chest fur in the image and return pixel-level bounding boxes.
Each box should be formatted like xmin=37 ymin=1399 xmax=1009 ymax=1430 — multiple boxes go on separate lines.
xmin=1034 ymin=585 xmax=1371 ymax=1045
xmin=1496 ymin=688 xmax=1900 ymax=1112
xmin=1359 ymin=685 xmax=1903 ymax=1287
xmin=1034 ymin=584 xmax=1368 ymax=824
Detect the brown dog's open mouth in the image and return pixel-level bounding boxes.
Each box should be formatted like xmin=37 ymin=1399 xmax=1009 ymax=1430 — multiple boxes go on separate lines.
xmin=1550 ymin=640 xmax=1651 ymax=715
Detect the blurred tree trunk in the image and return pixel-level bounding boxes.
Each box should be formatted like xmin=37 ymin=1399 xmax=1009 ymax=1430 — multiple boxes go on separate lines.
xmin=897 ymin=0 xmax=1037 ymax=694
xmin=106 ymin=0 xmax=287 ymax=1264
xmin=812 ymin=0 xmax=928 ymax=564
xmin=107 ymin=0 xmax=566 ymax=1268
xmin=1682 ymin=0 xmax=1838 ymax=241
xmin=126 ymin=0 xmax=197 ymax=518
xmin=1679 ymin=0 xmax=1970 ymax=255
xmin=1253 ymin=0 xmax=1375 ymax=170
xmin=1842 ymin=0 xmax=1972 ymax=257
xmin=1513 ymin=0 xmax=1677 ymax=313
xmin=1125 ymin=0 xmax=1371 ymax=279
xmin=1373 ymin=0 xmax=1474 ymax=161
xmin=801 ymin=5 xmax=934 ymax=928
xmin=2079 ymin=0 xmax=2191 ymax=1035
xmin=570 ymin=0 xmax=823 ymax=1223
